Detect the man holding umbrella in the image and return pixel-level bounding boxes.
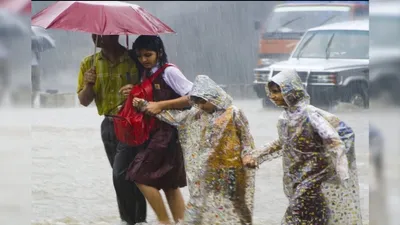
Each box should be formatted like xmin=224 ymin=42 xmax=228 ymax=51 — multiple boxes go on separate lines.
xmin=77 ymin=34 xmax=146 ymax=225
xmin=32 ymin=2 xmax=178 ymax=224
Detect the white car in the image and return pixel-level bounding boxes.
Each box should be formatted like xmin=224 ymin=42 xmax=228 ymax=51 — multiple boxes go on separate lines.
xmin=254 ymin=19 xmax=369 ymax=108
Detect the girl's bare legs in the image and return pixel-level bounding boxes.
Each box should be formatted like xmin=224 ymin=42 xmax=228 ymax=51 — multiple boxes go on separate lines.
xmin=136 ymin=183 xmax=171 ymax=224
xmin=164 ymin=188 xmax=185 ymax=223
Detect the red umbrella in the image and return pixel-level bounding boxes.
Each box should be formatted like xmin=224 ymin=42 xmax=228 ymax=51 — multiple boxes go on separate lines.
xmin=31 ymin=1 xmax=175 ymax=35
xmin=32 ymin=1 xmax=175 ymax=66
xmin=0 ymin=0 xmax=31 ymax=15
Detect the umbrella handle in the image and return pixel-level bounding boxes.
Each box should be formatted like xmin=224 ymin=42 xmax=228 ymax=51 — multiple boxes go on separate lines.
xmin=87 ymin=35 xmax=98 ymax=85
xmin=126 ymin=35 xmax=129 ymax=50
xmin=125 ymin=35 xmax=132 ymax=84
xmin=91 ymin=35 xmax=98 ymax=67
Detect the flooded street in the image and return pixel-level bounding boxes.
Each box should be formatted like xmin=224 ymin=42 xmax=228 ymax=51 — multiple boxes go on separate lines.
xmin=1 ymin=1 xmax=397 ymax=224
xmin=369 ymin=104 xmax=400 ymax=225
xmin=4 ymin=99 xmax=368 ymax=225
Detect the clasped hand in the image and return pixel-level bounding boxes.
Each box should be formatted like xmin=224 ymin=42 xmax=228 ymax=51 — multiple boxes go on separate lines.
xmin=132 ymin=98 xmax=163 ymax=115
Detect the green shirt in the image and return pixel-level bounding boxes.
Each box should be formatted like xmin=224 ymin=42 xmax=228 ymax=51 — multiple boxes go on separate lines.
xmin=77 ymin=50 xmax=139 ymax=115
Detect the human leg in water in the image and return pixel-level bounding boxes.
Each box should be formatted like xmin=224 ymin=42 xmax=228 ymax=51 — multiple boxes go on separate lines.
xmin=136 ymin=183 xmax=171 ymax=224
xmin=112 ymin=143 xmax=147 ymax=224
xmin=164 ymin=188 xmax=185 ymax=223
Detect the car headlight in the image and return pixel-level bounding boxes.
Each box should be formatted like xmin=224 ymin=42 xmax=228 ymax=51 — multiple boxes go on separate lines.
xmin=254 ymin=70 xmax=271 ymax=81
xmin=258 ymin=58 xmax=275 ymax=67
xmin=310 ymin=73 xmax=337 ymax=84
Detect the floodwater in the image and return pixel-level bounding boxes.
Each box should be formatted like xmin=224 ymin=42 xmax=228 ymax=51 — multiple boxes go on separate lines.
xmin=1 ymin=100 xmax=374 ymax=224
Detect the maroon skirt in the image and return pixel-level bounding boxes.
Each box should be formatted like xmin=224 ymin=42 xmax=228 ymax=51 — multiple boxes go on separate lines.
xmin=125 ymin=121 xmax=187 ymax=190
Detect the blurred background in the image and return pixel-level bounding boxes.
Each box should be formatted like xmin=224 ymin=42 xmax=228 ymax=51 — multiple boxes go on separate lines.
xmin=31 ymin=1 xmax=276 ymax=94
xmin=369 ymin=1 xmax=400 ymax=225
xmin=0 ymin=0 xmax=398 ymax=224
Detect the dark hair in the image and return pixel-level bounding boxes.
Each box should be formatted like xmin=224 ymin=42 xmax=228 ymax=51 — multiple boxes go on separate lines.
xmin=268 ymin=81 xmax=306 ymax=106
xmin=130 ymin=35 xmax=168 ymax=74
xmin=267 ymin=81 xmax=280 ymax=90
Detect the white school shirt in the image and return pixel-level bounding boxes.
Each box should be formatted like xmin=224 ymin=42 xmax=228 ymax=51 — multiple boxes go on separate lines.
xmin=147 ymin=65 xmax=193 ymax=96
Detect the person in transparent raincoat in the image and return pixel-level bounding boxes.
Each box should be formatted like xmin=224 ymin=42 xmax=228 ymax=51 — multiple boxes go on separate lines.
xmin=243 ymin=70 xmax=362 ymax=225
xmin=133 ymin=75 xmax=256 ymax=225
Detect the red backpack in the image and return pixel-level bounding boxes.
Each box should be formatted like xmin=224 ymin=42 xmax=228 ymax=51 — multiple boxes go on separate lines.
xmin=112 ymin=63 xmax=174 ymax=146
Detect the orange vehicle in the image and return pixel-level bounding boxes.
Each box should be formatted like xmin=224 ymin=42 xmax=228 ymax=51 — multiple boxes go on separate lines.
xmin=253 ymin=1 xmax=369 ymax=69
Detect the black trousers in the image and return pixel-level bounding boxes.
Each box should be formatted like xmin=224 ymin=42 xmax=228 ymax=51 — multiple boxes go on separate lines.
xmin=101 ymin=117 xmax=147 ymax=224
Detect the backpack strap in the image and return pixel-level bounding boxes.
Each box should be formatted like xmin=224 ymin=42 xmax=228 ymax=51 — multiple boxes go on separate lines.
xmin=148 ymin=63 xmax=175 ymax=83
xmin=105 ymin=63 xmax=176 ymax=116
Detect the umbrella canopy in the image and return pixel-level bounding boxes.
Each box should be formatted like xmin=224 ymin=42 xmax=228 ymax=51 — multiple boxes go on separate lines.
xmin=0 ymin=0 xmax=31 ymax=15
xmin=31 ymin=1 xmax=175 ymax=35
xmin=31 ymin=26 xmax=56 ymax=53
xmin=0 ymin=9 xmax=29 ymax=37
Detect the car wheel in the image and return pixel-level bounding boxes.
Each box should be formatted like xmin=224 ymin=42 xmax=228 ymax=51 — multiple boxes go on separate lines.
xmin=349 ymin=93 xmax=366 ymax=108
xmin=344 ymin=84 xmax=368 ymax=109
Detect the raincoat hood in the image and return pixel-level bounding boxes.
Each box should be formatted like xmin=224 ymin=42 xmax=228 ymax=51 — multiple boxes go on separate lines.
xmin=189 ymin=75 xmax=233 ymax=110
xmin=268 ymin=69 xmax=310 ymax=108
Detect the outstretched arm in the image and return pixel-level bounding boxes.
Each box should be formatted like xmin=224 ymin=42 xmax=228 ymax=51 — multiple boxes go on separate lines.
xmin=252 ymin=139 xmax=283 ymax=165
xmin=144 ymin=95 xmax=191 ymax=116
xmin=156 ymin=108 xmax=197 ymax=127
xmin=145 ymin=67 xmax=193 ymax=115
xmin=133 ymin=98 xmax=196 ymax=127
xmin=243 ymin=139 xmax=282 ymax=168
xmin=158 ymin=96 xmax=191 ymax=110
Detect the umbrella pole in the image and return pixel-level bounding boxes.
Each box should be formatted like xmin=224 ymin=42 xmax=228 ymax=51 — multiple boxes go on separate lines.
xmin=91 ymin=35 xmax=98 ymax=67
xmin=126 ymin=35 xmax=129 ymax=50
xmin=125 ymin=35 xmax=132 ymax=84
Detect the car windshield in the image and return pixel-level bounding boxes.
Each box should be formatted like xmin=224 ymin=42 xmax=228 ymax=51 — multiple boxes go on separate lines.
xmin=265 ymin=5 xmax=351 ymax=33
xmin=370 ymin=16 xmax=400 ymax=48
xmin=292 ymin=30 xmax=369 ymax=59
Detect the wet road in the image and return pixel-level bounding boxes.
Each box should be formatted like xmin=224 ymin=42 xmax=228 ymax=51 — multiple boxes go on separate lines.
xmin=1 ymin=99 xmax=373 ymax=224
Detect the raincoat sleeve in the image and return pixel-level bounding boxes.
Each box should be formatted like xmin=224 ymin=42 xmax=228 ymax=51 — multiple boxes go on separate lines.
xmin=251 ymin=139 xmax=283 ymax=165
xmin=233 ymin=108 xmax=256 ymax=157
xmin=309 ymin=111 xmax=350 ymax=182
xmin=156 ymin=108 xmax=198 ymax=127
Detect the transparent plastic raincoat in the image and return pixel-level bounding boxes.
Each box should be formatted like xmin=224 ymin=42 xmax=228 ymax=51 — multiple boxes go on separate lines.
xmin=155 ymin=75 xmax=256 ymax=224
xmin=250 ymin=70 xmax=362 ymax=225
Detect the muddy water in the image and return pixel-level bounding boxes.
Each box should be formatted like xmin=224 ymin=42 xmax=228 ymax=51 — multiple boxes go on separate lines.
xmin=0 ymin=100 xmax=371 ymax=224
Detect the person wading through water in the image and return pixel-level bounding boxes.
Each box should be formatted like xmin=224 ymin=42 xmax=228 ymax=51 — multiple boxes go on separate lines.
xmin=76 ymin=34 xmax=146 ymax=225
xmin=243 ymin=70 xmax=362 ymax=225
xmin=124 ymin=35 xmax=193 ymax=224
